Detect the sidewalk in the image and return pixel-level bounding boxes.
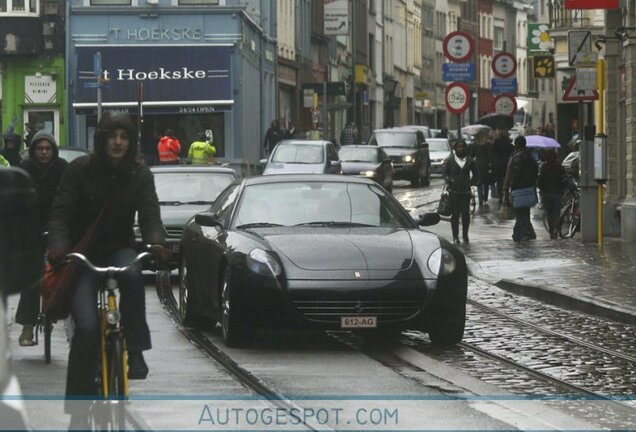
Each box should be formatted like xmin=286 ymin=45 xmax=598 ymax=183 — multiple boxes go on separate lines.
xmin=424 ymin=199 xmax=636 ymax=324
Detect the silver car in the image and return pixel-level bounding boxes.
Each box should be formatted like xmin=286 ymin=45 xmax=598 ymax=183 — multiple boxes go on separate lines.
xmin=261 ymin=140 xmax=341 ymax=175
xmin=427 ymin=138 xmax=452 ymax=175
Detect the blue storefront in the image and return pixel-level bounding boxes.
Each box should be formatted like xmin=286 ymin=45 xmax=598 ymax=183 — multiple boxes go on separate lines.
xmin=66 ymin=1 xmax=277 ymax=174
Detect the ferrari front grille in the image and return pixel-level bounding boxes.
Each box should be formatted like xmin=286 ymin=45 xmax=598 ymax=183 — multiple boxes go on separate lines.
xmin=293 ymin=299 xmax=422 ymax=323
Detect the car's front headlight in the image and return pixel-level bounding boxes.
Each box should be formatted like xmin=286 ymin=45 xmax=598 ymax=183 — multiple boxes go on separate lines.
xmin=404 ymin=155 xmax=414 ymax=163
xmin=246 ymin=248 xmax=282 ymax=277
xmin=361 ymin=170 xmax=376 ymax=177
xmin=427 ymin=248 xmax=457 ymax=276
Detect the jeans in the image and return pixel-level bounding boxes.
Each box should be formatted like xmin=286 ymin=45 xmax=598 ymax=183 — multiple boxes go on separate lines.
xmin=450 ymin=192 xmax=471 ymax=239
xmin=65 ymin=248 xmax=150 ymax=410
xmin=513 ymin=207 xmax=536 ymax=241
xmin=477 ymin=183 xmax=489 ymax=204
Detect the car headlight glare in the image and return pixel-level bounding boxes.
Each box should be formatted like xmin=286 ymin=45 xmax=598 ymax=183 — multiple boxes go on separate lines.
xmin=361 ymin=170 xmax=376 ymax=177
xmin=246 ymin=248 xmax=282 ymax=277
xmin=404 ymin=155 xmax=414 ymax=163
xmin=427 ymin=248 xmax=457 ymax=276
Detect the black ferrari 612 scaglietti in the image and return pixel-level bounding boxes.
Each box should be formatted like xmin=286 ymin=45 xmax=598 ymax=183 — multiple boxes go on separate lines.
xmin=179 ymin=174 xmax=467 ymax=347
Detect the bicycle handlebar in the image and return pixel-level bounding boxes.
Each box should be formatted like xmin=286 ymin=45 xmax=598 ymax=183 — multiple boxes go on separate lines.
xmin=66 ymin=252 xmax=152 ymax=274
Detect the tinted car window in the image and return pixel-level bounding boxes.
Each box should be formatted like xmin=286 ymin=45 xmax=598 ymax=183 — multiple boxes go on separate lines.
xmin=233 ymin=181 xmax=413 ymax=228
xmin=154 ymin=172 xmax=236 ymax=204
xmin=211 ymin=184 xmax=239 ymax=226
xmin=371 ymin=132 xmax=417 ymax=148
xmin=339 ymin=147 xmax=379 ymax=163
xmin=272 ymin=144 xmax=324 ymax=164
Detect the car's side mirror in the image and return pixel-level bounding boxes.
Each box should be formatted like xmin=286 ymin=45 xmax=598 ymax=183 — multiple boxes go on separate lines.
xmin=259 ymin=159 xmax=267 ymax=165
xmin=417 ymin=213 xmax=440 ymax=227
xmin=195 ymin=212 xmax=224 ymax=229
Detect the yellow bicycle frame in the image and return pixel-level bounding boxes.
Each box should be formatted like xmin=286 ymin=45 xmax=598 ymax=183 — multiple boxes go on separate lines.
xmin=99 ymin=288 xmax=130 ymax=398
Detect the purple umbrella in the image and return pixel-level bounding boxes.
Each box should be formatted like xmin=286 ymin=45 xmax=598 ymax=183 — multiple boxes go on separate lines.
xmin=525 ymin=135 xmax=561 ymax=149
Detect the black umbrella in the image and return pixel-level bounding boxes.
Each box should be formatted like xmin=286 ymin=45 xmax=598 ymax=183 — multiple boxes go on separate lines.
xmin=476 ymin=113 xmax=514 ymax=130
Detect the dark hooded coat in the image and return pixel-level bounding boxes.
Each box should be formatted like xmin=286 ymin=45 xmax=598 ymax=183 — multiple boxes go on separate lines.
xmin=18 ymin=130 xmax=68 ymax=228
xmin=48 ymin=111 xmax=165 ymax=260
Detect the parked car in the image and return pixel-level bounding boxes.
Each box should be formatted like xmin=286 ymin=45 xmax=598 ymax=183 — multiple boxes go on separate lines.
xmin=427 ymin=138 xmax=452 ymax=175
xmin=338 ymin=145 xmax=394 ymax=191
xmin=135 ymin=165 xmax=239 ymax=269
xmin=20 ymin=146 xmax=90 ymax=162
xmin=179 ymin=174 xmax=467 ymax=347
xmin=260 ymin=140 xmax=341 ymax=175
xmin=368 ymin=128 xmax=430 ymax=186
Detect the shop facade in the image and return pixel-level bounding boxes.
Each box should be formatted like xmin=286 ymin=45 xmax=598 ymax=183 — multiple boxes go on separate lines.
xmin=67 ymin=1 xmax=276 ymax=174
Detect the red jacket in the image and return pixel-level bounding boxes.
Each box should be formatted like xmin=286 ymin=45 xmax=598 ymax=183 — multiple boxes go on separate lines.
xmin=157 ymin=136 xmax=181 ymax=162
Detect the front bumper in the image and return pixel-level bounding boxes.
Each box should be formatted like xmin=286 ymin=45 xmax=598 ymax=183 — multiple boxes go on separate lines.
xmin=391 ymin=163 xmax=418 ymax=180
xmin=430 ymin=161 xmax=445 ymax=174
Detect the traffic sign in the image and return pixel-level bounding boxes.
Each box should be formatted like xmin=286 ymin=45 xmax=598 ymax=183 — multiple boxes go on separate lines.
xmin=491 ymin=78 xmax=518 ymax=95
xmin=493 ymin=94 xmax=517 ymax=115
xmin=442 ymin=63 xmax=475 ymax=82
xmin=492 ymin=52 xmax=517 ymax=78
xmin=562 ymin=76 xmax=599 ymax=101
xmin=324 ymin=0 xmax=349 ymax=36
xmin=445 ymin=82 xmax=471 ymax=114
xmin=568 ymin=30 xmax=592 ymax=67
xmin=443 ymin=31 xmax=474 ymax=63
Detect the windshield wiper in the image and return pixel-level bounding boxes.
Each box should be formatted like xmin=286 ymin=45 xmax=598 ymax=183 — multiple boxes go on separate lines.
xmin=295 ymin=221 xmax=375 ymax=227
xmin=159 ymin=201 xmax=186 ymax=206
xmin=236 ymin=222 xmax=284 ymax=229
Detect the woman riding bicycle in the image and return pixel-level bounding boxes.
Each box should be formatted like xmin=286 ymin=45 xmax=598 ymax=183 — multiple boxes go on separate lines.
xmin=46 ymin=111 xmax=171 ymax=426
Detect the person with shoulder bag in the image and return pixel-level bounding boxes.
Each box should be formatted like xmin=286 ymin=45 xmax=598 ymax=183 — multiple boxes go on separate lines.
xmin=46 ymin=111 xmax=171 ymax=428
xmin=503 ymin=136 xmax=538 ymax=242
xmin=443 ymin=139 xmax=478 ymax=245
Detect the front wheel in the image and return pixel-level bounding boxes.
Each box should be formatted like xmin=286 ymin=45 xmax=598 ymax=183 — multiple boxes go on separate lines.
xmin=220 ymin=269 xmax=254 ymax=348
xmin=107 ymin=336 xmax=127 ymax=430
xmin=179 ymin=258 xmax=196 ymax=326
xmin=43 ymin=315 xmax=52 ymax=364
xmin=428 ymin=305 xmax=466 ymax=346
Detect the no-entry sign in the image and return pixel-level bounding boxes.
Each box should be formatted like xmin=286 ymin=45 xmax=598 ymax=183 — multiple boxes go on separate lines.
xmin=445 ymin=82 xmax=471 ymax=114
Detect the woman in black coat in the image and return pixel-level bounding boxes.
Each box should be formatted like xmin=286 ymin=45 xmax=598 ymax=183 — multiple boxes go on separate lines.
xmin=443 ymin=139 xmax=478 ymax=244
xmin=470 ymin=132 xmax=493 ymax=206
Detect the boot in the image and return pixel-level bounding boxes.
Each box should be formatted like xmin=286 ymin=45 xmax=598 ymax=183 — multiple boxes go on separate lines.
xmin=128 ymin=351 xmax=149 ymax=380
xmin=18 ymin=325 xmax=35 ymax=347
xmin=452 ymin=237 xmax=461 ymax=245
xmin=462 ymin=233 xmax=470 ymax=244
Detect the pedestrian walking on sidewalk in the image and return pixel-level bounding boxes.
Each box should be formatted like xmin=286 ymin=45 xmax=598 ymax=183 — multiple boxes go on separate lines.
xmin=491 ymin=129 xmax=513 ymax=202
xmin=15 ymin=130 xmax=68 ymax=346
xmin=538 ymin=149 xmax=566 ymax=239
xmin=503 ymin=136 xmax=538 ymax=242
xmin=470 ymin=131 xmax=493 ymax=206
xmin=443 ymin=139 xmax=478 ymax=245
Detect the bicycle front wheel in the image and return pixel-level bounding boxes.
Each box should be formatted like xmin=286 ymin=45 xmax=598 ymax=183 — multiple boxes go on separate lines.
xmin=558 ymin=203 xmax=576 ymax=238
xmin=107 ymin=335 xmax=127 ymax=430
xmin=43 ymin=315 xmax=52 ymax=364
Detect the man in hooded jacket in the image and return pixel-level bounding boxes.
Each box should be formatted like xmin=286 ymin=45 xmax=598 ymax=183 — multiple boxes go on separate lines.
xmin=15 ymin=130 xmax=68 ymax=346
xmin=46 ymin=111 xmax=171 ymax=426
xmin=2 ymin=134 xmax=22 ymax=166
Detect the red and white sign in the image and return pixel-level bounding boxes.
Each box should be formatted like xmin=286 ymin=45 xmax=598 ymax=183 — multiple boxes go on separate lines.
xmin=492 ymin=52 xmax=517 ymax=79
xmin=564 ymin=0 xmax=618 ymax=9
xmin=562 ymin=76 xmax=599 ymax=101
xmin=445 ymin=82 xmax=471 ymax=114
xmin=493 ymin=94 xmax=517 ymax=115
xmin=443 ymin=31 xmax=474 ymax=63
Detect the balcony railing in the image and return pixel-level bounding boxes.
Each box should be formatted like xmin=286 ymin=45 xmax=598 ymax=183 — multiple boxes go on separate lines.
xmin=548 ymin=1 xmax=591 ymax=29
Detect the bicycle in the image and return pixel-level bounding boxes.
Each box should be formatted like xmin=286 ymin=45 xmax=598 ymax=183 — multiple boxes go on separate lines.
xmin=557 ymin=179 xmax=581 ymax=239
xmin=66 ymin=251 xmax=151 ymax=430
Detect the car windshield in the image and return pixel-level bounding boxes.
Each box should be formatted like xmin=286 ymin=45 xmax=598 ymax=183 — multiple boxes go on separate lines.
xmin=154 ymin=172 xmax=236 ymax=204
xmin=427 ymin=139 xmax=451 ymax=152
xmin=338 ymin=147 xmax=378 ymax=163
xmin=371 ymin=132 xmax=417 ymax=148
xmin=271 ymin=144 xmax=324 ymax=164
xmin=234 ymin=181 xmax=413 ymax=228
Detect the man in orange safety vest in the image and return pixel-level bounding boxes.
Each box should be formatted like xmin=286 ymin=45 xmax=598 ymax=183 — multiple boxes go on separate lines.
xmin=157 ymin=129 xmax=181 ymax=165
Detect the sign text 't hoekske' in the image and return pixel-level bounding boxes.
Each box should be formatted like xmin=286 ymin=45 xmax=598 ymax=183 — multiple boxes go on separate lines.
xmin=103 ymin=67 xmax=221 ymax=81
xmin=74 ymin=45 xmax=232 ymax=106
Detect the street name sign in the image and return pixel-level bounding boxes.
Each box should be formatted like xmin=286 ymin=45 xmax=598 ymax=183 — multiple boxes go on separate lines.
xmin=445 ymin=82 xmax=471 ymax=114
xmin=443 ymin=31 xmax=474 ymax=63
xmin=442 ymin=63 xmax=475 ymax=82
xmin=491 ymin=78 xmax=518 ymax=95
xmin=493 ymin=94 xmax=517 ymax=115
xmin=568 ymin=30 xmax=592 ymax=67
xmin=492 ymin=52 xmax=517 ymax=79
